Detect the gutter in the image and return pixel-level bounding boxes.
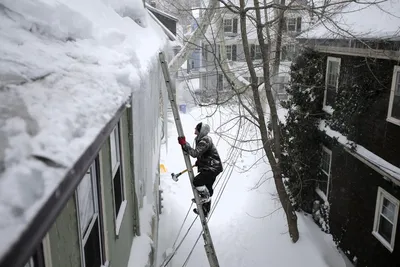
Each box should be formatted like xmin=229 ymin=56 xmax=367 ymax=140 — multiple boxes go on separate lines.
xmin=343 ymin=146 xmax=400 ymax=187
xmin=0 ymin=99 xmax=129 ymax=267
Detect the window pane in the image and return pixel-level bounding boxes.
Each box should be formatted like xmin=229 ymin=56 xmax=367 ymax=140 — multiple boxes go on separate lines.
xmin=226 ymin=45 xmax=232 ymax=60
xmin=391 ymin=72 xmax=400 ymax=119
xmin=382 ymin=198 xmax=396 ymax=222
xmin=110 ymin=128 xmax=119 ymax=171
xmin=321 ymin=149 xmax=331 ymax=174
xmin=113 ymin=168 xmax=123 ymax=215
xmin=84 ymin=220 xmax=102 ymax=267
xmin=78 ymin=169 xmax=95 ymax=234
xmin=378 ymin=216 xmax=393 ymax=243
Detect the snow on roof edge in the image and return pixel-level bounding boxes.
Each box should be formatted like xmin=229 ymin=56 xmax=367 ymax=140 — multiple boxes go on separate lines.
xmin=319 ymin=120 xmax=400 ymax=183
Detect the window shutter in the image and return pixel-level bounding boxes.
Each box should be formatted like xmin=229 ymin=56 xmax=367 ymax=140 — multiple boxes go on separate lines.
xmin=282 ymin=17 xmax=287 ymax=32
xmin=296 ymin=17 xmax=302 ymax=32
xmin=233 ymin=18 xmax=238 ymax=33
xmin=251 ymin=44 xmax=255 ymax=60
xmin=232 ymin=45 xmax=237 ymax=61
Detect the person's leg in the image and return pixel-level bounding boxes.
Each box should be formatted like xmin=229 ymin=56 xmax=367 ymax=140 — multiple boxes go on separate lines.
xmin=192 ymin=172 xmax=210 ymax=203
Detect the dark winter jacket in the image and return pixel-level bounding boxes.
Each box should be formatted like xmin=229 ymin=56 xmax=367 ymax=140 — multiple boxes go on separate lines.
xmin=183 ymin=123 xmax=223 ymax=174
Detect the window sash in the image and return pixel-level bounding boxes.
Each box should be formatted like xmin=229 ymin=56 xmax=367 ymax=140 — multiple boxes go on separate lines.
xmin=226 ymin=45 xmax=232 ymax=60
xmin=288 ymin=18 xmax=296 ymax=31
xmin=224 ymin=19 xmax=233 ymax=32
xmin=110 ymin=126 xmax=120 ymax=176
xmin=387 ymin=68 xmax=400 ymax=123
xmin=373 ymin=187 xmax=399 ymax=251
xmin=78 ymin=165 xmax=99 ymax=235
xmin=324 ymin=57 xmax=340 ymax=109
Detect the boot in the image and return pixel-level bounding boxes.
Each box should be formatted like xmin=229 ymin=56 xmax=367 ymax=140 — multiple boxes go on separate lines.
xmin=193 ymin=206 xmax=209 ymax=217
xmin=195 ymin=186 xmax=210 ymax=204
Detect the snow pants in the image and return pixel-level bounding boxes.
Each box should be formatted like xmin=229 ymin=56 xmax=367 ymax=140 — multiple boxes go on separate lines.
xmin=193 ymin=171 xmax=219 ymax=213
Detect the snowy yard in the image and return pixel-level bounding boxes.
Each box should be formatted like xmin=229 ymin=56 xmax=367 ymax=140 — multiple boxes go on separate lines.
xmin=157 ymin=98 xmax=348 ymax=267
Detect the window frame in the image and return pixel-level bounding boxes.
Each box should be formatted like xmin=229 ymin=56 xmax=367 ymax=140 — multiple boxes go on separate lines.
xmin=323 ymin=56 xmax=341 ymax=114
xmin=287 ymin=18 xmax=297 ymax=32
xmin=223 ymin=18 xmax=233 ymax=33
xmin=372 ymin=187 xmax=399 ymax=252
xmin=225 ymin=45 xmax=232 ymax=60
xmin=320 ymin=146 xmax=332 ymax=198
xmin=110 ymin=122 xmax=127 ymax=236
xmin=76 ymin=160 xmax=108 ymax=267
xmin=386 ymin=66 xmax=400 ymax=126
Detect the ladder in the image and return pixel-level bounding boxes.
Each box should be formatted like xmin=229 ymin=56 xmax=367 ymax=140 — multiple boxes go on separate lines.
xmin=159 ymin=52 xmax=220 ymax=267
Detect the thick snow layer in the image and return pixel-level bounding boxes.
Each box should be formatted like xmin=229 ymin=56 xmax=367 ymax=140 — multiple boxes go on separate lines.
xmin=0 ymin=0 xmax=168 ymax=259
xmin=319 ymin=120 xmax=400 ymax=181
xmin=157 ymin=100 xmax=347 ymax=267
xmin=301 ymin=0 xmax=400 ymax=39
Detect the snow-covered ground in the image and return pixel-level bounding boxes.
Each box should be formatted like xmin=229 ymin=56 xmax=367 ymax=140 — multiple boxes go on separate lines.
xmin=157 ymin=82 xmax=349 ymax=267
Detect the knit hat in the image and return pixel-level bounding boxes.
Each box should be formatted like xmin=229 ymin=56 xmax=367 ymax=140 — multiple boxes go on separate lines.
xmin=195 ymin=122 xmax=202 ymax=133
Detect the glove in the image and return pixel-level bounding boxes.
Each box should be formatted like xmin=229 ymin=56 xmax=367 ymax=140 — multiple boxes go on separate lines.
xmin=178 ymin=136 xmax=186 ymax=145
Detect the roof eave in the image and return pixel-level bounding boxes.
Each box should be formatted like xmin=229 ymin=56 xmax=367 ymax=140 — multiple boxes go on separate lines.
xmin=0 ymin=98 xmax=130 ymax=267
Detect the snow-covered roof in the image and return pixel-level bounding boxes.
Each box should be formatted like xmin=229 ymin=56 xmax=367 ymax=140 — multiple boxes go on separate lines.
xmin=0 ymin=0 xmax=169 ymax=263
xmin=300 ymin=0 xmax=400 ymax=40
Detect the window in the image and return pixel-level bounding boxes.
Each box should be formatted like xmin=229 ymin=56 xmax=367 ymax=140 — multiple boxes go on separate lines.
xmin=387 ymin=66 xmax=400 ymax=125
xmin=223 ymin=18 xmax=238 ymax=33
xmin=225 ymin=45 xmax=237 ymax=61
xmin=323 ymin=57 xmax=341 ymax=112
xmin=110 ymin=123 xmax=127 ymax=234
xmin=77 ymin=161 xmax=107 ymax=267
xmin=319 ymin=146 xmax=332 ymax=197
xmin=372 ymin=187 xmax=399 ymax=252
xmin=251 ymin=44 xmax=262 ymax=60
xmin=217 ymin=73 xmax=224 ymax=91
xmin=224 ymin=19 xmax=232 ymax=32
xmin=288 ymin=18 xmax=296 ymax=32
xmin=283 ymin=17 xmax=302 ymax=33
xmin=226 ymin=45 xmax=232 ymax=60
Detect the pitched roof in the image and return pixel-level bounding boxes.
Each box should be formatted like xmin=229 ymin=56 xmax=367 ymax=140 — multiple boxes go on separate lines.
xmin=299 ymin=0 xmax=400 ymax=40
xmin=0 ymin=1 xmax=168 ymax=265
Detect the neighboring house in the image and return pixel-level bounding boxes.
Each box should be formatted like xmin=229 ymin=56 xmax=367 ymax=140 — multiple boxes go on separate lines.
xmin=185 ymin=8 xmax=202 ymax=73
xmin=198 ymin=0 xmax=309 ymax=101
xmin=296 ymin=1 xmax=400 ymax=266
xmin=0 ymin=4 xmax=171 ymax=267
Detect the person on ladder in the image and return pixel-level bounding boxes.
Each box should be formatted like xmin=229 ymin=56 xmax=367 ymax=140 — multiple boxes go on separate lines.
xmin=178 ymin=122 xmax=223 ymax=217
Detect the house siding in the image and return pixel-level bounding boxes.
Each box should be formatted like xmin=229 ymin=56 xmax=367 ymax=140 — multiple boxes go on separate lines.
xmin=322 ymin=53 xmax=400 ymax=171
xmin=100 ymin=109 xmax=136 ymax=267
xmin=48 ymin=197 xmax=81 ymax=267
xmin=328 ymin=145 xmax=400 ymax=267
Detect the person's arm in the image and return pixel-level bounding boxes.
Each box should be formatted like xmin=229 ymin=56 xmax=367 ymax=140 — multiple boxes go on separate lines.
xmin=182 ymin=139 xmax=209 ymax=158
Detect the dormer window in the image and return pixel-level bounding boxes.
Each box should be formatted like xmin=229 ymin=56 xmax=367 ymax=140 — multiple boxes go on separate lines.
xmin=283 ymin=17 xmax=302 ymax=33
